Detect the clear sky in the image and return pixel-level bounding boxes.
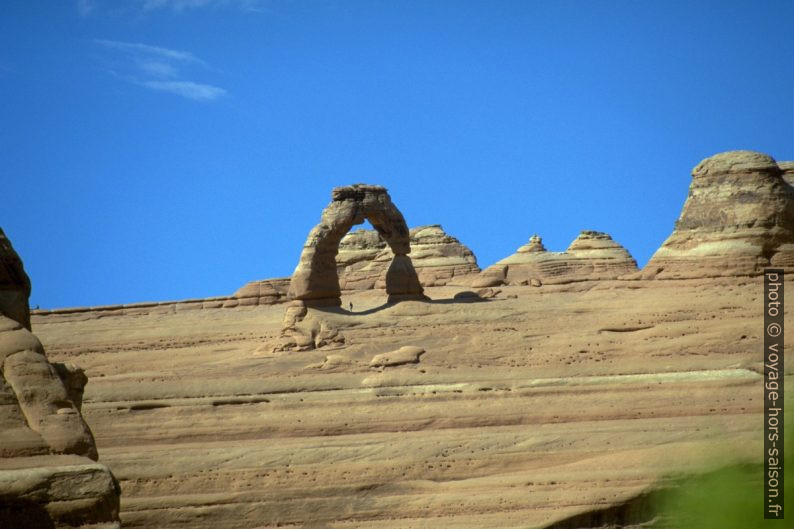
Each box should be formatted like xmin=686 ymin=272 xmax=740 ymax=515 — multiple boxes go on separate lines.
xmin=2 ymin=1 xmax=793 ymax=309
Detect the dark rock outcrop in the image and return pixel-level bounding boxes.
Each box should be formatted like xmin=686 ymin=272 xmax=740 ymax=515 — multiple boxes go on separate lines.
xmin=0 ymin=228 xmax=32 ymax=330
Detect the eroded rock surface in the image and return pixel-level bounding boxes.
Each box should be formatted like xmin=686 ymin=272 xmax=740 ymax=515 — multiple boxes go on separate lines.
xmin=780 ymin=161 xmax=794 ymax=186
xmin=0 ymin=228 xmax=120 ymax=528
xmin=227 ymin=277 xmax=290 ymax=307
xmin=369 ymin=345 xmax=425 ymax=367
xmin=645 ymin=150 xmax=794 ymax=278
xmin=474 ymin=231 xmax=638 ymax=287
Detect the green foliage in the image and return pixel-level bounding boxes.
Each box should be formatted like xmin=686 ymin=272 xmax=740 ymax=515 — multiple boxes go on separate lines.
xmin=654 ymin=404 xmax=791 ymax=528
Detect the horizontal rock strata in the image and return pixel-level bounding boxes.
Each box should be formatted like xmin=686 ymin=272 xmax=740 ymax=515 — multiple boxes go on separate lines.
xmin=473 ymin=231 xmax=638 ymax=287
xmin=31 ymin=277 xmax=764 ymax=529
xmin=227 ymin=277 xmax=290 ymax=307
xmin=31 ymin=279 xmax=291 ymax=317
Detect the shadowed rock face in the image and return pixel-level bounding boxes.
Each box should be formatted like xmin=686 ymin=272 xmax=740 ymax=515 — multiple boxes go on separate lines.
xmin=473 ymin=231 xmax=638 ymax=287
xmin=645 ymin=150 xmax=794 ymax=279
xmin=288 ymin=184 xmax=425 ymax=306
xmin=337 ymin=224 xmax=480 ymax=290
xmin=0 ymin=228 xmax=32 ymax=330
xmin=779 ymin=161 xmax=794 ymax=186
xmin=0 ymin=228 xmax=120 ymax=528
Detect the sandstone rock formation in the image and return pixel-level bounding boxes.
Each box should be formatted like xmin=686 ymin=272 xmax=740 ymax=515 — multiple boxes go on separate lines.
xmin=369 ymin=345 xmax=425 ymax=367
xmin=337 ymin=225 xmax=480 ymax=289
xmin=226 ymin=277 xmax=290 ymax=307
xmin=288 ymin=184 xmax=426 ymax=306
xmin=0 ymin=228 xmax=32 ymax=330
xmin=645 ymin=150 xmax=794 ymax=279
xmin=0 ymin=228 xmax=120 ymax=528
xmin=11 ymin=153 xmax=790 ymax=528
xmin=780 ymin=161 xmax=794 ymax=186
xmin=473 ymin=231 xmax=638 ymax=287
xmin=276 ymin=300 xmax=345 ymax=352
xmin=232 ymin=225 xmax=477 ymax=307
xmin=277 ymin=185 xmax=430 ymax=352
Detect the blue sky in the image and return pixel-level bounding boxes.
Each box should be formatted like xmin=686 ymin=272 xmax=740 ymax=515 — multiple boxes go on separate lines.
xmin=2 ymin=1 xmax=793 ymax=308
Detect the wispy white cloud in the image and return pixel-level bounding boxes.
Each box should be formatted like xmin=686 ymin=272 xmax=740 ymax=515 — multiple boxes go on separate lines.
xmin=95 ymin=39 xmax=226 ymax=101
xmin=141 ymin=0 xmax=266 ymax=12
xmin=139 ymin=80 xmax=227 ymax=100
xmin=95 ymin=39 xmax=205 ymax=65
xmin=78 ymin=0 xmax=268 ymax=17
xmin=136 ymin=60 xmax=180 ymax=78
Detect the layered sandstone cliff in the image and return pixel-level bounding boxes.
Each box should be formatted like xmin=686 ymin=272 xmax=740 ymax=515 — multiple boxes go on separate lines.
xmin=473 ymin=231 xmax=638 ymax=287
xmin=0 ymin=228 xmax=120 ymax=528
xmin=30 ymin=274 xmax=765 ymax=529
xmin=17 ymin=158 xmax=789 ymax=528
xmin=644 ymin=150 xmax=794 ymax=279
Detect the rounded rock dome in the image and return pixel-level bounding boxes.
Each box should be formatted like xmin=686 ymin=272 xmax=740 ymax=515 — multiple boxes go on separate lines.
xmin=692 ymin=150 xmax=779 ymax=177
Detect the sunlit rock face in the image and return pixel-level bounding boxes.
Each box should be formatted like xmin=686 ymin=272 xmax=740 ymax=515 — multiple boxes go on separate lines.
xmin=229 ymin=278 xmax=291 ymax=307
xmin=644 ymin=150 xmax=794 ymax=278
xmin=473 ymin=231 xmax=638 ymax=287
xmin=0 ymin=227 xmax=120 ymax=528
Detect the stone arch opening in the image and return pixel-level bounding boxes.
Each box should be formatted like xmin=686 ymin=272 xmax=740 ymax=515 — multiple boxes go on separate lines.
xmin=288 ymin=184 xmax=426 ymax=307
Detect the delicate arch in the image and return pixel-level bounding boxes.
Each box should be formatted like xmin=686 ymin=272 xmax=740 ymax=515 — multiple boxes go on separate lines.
xmin=288 ymin=184 xmax=425 ymax=306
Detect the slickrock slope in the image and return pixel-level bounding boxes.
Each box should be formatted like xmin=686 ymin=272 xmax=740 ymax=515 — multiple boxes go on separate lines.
xmin=0 ymin=228 xmax=120 ymax=528
xmin=338 ymin=225 xmax=480 ymax=290
xmin=474 ymin=231 xmax=638 ymax=287
xmin=645 ymin=150 xmax=794 ymax=279
xmin=31 ymin=276 xmax=774 ymax=529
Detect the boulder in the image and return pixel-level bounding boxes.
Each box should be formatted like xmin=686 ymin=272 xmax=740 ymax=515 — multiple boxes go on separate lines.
xmin=369 ymin=346 xmax=425 ymax=367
